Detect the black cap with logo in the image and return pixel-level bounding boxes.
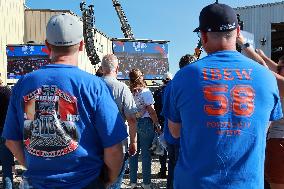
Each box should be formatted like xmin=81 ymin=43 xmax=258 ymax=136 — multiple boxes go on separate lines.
xmin=193 ymin=3 xmax=238 ymax=32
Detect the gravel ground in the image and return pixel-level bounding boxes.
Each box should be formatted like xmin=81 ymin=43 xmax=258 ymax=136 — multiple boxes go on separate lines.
xmin=0 ymin=156 xmax=167 ymax=189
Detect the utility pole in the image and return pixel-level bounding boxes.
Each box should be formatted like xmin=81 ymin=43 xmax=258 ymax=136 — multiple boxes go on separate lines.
xmin=216 ymin=0 xmax=219 ymax=3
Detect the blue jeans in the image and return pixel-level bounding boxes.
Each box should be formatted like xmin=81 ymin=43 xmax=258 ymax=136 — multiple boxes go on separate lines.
xmin=167 ymin=142 xmax=180 ymax=189
xmin=129 ymin=117 xmax=155 ymax=185
xmin=159 ymin=150 xmax=167 ymax=173
xmin=0 ymin=137 xmax=14 ymax=189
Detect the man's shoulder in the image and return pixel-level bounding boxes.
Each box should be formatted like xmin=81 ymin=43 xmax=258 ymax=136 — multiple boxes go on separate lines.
xmin=104 ymin=77 xmax=129 ymax=89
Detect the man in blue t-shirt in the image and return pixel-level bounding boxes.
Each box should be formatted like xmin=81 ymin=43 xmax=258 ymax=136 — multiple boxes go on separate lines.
xmin=162 ymin=54 xmax=196 ymax=189
xmin=164 ymin=3 xmax=283 ymax=189
xmin=2 ymin=13 xmax=127 ymax=189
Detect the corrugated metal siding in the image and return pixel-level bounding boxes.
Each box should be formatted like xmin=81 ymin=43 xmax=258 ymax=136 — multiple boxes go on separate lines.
xmin=0 ymin=0 xmax=25 ymax=84
xmin=236 ymin=2 xmax=284 ymax=57
xmin=25 ymin=10 xmax=113 ymax=74
xmin=24 ymin=10 xmax=72 ymax=43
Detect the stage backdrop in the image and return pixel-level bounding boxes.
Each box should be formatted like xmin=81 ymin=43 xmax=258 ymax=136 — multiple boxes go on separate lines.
xmin=112 ymin=41 xmax=169 ymax=80
xmin=6 ymin=45 xmax=50 ymax=79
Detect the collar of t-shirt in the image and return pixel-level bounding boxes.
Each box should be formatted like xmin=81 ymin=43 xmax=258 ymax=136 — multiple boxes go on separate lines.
xmin=41 ymin=64 xmax=78 ymax=69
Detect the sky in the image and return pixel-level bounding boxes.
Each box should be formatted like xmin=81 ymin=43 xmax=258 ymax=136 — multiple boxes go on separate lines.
xmin=25 ymin=0 xmax=281 ymax=74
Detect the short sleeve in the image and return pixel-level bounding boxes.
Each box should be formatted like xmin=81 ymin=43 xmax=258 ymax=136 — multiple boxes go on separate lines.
xmin=122 ymin=84 xmax=137 ymax=116
xmin=2 ymin=84 xmax=23 ymax=140
xmin=142 ymin=89 xmax=155 ymax=106
xmin=269 ymin=89 xmax=283 ymax=121
xmin=163 ymin=80 xmax=181 ymax=123
xmin=94 ymin=82 xmax=128 ymax=148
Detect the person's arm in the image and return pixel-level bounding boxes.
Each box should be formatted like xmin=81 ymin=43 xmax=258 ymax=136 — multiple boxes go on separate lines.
xmin=236 ymin=34 xmax=268 ymax=67
xmin=5 ymin=140 xmax=26 ymax=167
xmin=236 ymin=34 xmax=284 ymax=96
xmin=255 ymin=49 xmax=278 ymax=72
xmin=104 ymin=143 xmax=124 ymax=186
xmin=273 ymin=72 xmax=284 ymax=97
xmin=125 ymin=114 xmax=137 ymax=155
xmin=146 ymin=104 xmax=161 ymax=132
xmin=168 ymin=119 xmax=181 ymax=138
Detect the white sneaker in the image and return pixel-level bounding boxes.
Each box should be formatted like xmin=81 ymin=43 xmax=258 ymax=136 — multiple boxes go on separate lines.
xmin=130 ymin=183 xmax=138 ymax=189
xmin=141 ymin=183 xmax=151 ymax=189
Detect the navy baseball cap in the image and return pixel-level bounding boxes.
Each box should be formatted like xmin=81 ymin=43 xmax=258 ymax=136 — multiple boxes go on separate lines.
xmin=193 ymin=3 xmax=238 ymax=32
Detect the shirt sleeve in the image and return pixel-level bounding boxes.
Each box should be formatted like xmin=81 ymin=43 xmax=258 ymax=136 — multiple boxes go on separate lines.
xmin=94 ymin=82 xmax=128 ymax=148
xmin=122 ymin=84 xmax=137 ymax=116
xmin=163 ymin=80 xmax=181 ymax=123
xmin=142 ymin=89 xmax=155 ymax=106
xmin=269 ymin=89 xmax=283 ymax=121
xmin=2 ymin=83 xmax=23 ymax=140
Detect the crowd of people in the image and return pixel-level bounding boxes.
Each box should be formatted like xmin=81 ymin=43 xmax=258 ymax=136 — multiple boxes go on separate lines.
xmin=1 ymin=2 xmax=284 ymax=189
xmin=116 ymin=55 xmax=168 ymax=79
xmin=7 ymin=57 xmax=50 ymax=78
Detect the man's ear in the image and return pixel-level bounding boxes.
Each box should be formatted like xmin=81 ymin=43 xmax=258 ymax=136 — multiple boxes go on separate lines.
xmin=236 ymin=25 xmax=241 ymax=36
xmin=45 ymin=40 xmax=52 ymax=52
xmin=79 ymin=40 xmax=84 ymax=51
xmin=201 ymin=31 xmax=208 ymax=44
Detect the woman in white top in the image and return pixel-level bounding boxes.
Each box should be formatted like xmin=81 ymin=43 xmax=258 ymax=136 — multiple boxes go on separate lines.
xmin=128 ymin=69 xmax=160 ymax=189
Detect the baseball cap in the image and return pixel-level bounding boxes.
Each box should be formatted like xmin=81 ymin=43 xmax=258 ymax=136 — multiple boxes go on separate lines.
xmin=46 ymin=13 xmax=83 ymax=46
xmin=193 ymin=3 xmax=238 ymax=32
xmin=162 ymin=72 xmax=173 ymax=81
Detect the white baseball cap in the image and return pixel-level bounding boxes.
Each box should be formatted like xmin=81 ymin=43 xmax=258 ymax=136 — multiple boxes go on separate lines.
xmin=46 ymin=13 xmax=83 ymax=46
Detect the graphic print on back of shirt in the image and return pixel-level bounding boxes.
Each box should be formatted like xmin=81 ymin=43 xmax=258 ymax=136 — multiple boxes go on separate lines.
xmin=23 ymin=85 xmax=79 ymax=157
xmin=202 ymin=67 xmax=255 ymax=136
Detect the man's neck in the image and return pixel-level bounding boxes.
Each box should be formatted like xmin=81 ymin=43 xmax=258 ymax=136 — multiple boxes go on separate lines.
xmin=104 ymin=72 xmax=117 ymax=78
xmin=51 ymin=55 xmax=78 ymax=66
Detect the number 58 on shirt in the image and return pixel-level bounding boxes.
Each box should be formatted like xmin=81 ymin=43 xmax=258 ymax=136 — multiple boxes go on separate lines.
xmin=203 ymin=85 xmax=255 ymax=117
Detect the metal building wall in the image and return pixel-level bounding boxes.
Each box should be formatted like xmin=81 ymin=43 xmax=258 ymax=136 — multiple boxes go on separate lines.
xmin=236 ymin=2 xmax=284 ymax=57
xmin=0 ymin=0 xmax=25 ymax=84
xmin=24 ymin=9 xmax=113 ymax=74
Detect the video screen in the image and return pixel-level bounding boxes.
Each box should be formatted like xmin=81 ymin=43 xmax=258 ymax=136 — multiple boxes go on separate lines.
xmin=6 ymin=45 xmax=50 ymax=79
xmin=113 ymin=41 xmax=169 ymax=80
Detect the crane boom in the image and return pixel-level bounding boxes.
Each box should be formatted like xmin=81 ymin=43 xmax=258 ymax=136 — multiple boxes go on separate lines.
xmin=112 ymin=0 xmax=135 ymax=39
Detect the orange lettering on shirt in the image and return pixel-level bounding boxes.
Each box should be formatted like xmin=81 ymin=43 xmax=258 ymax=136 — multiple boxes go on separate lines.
xmin=211 ymin=69 xmax=222 ymax=80
xmin=235 ymin=69 xmax=252 ymax=80
xmin=224 ymin=69 xmax=234 ymax=80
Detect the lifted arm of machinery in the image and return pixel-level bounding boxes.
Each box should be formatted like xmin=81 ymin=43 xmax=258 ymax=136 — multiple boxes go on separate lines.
xmin=80 ymin=1 xmax=101 ymax=66
xmin=112 ymin=0 xmax=135 ymax=39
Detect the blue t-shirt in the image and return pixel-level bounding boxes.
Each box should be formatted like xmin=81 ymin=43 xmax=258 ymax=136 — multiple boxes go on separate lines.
xmin=164 ymin=51 xmax=283 ymax=189
xmin=2 ymin=64 xmax=128 ymax=189
xmin=162 ymin=81 xmax=180 ymax=145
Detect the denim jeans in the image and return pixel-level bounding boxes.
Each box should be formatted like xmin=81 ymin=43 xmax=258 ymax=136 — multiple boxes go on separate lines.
xmin=159 ymin=150 xmax=167 ymax=173
xmin=129 ymin=117 xmax=155 ymax=185
xmin=0 ymin=137 xmax=14 ymax=189
xmin=167 ymin=142 xmax=180 ymax=189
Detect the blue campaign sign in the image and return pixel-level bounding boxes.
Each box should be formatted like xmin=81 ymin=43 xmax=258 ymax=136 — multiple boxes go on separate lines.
xmin=6 ymin=45 xmax=49 ymax=57
xmin=113 ymin=41 xmax=168 ymax=57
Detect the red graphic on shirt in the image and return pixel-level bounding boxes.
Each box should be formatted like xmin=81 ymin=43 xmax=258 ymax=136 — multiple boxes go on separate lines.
xmin=23 ymin=85 xmax=79 ymax=157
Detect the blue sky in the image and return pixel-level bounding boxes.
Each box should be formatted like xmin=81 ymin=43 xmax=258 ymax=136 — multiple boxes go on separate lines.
xmin=26 ymin=0 xmax=280 ymax=74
